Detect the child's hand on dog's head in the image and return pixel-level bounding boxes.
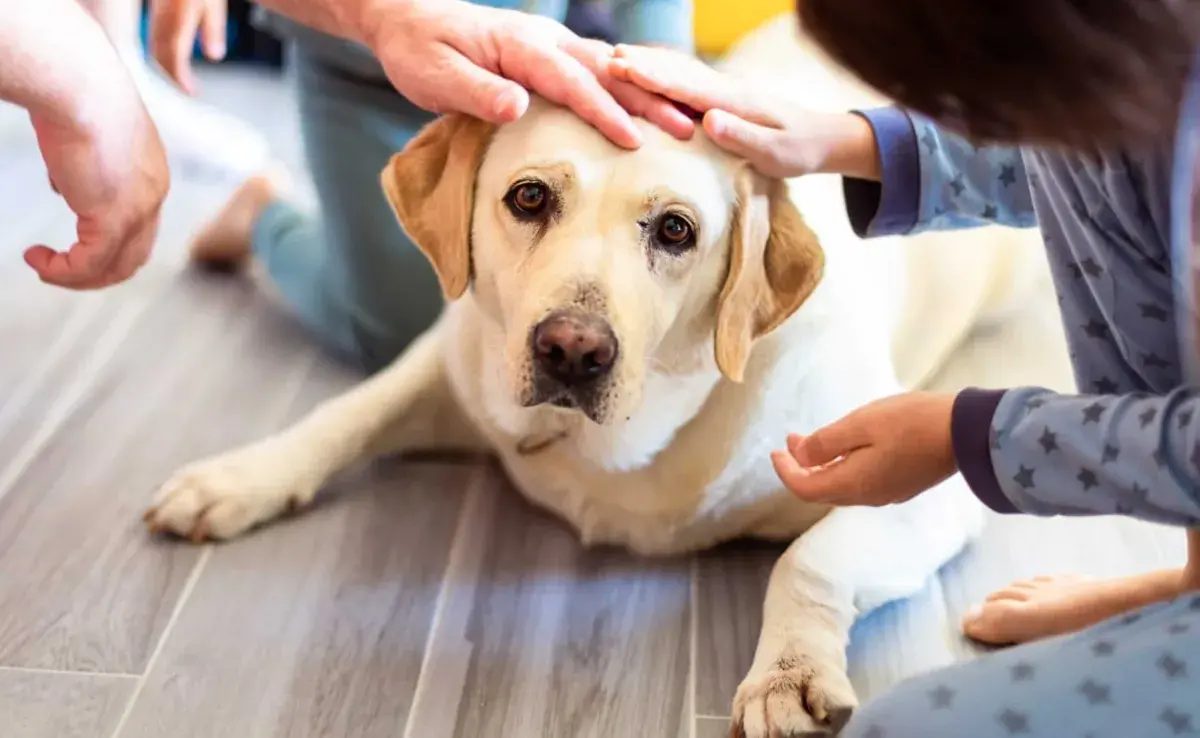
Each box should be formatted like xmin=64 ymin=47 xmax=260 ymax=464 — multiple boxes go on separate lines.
xmin=608 ymin=44 xmax=881 ymax=181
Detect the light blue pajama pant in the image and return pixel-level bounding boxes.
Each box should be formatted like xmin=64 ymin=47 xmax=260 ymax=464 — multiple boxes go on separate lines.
xmin=252 ymin=50 xmax=442 ymax=371
xmin=843 ymin=594 xmax=1200 ymax=738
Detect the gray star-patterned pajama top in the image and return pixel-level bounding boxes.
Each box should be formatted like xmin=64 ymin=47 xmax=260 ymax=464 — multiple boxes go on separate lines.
xmin=849 ymin=105 xmax=1200 ymax=528
xmin=825 ymin=76 xmax=1200 ymax=737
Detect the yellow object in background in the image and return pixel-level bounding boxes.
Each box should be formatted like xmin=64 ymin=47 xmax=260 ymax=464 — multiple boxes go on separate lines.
xmin=693 ymin=0 xmax=792 ymax=56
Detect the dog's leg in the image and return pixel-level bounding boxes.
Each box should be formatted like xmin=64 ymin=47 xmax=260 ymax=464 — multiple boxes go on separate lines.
xmin=145 ymin=321 xmax=485 ymax=541
xmin=732 ymin=477 xmax=985 ymax=737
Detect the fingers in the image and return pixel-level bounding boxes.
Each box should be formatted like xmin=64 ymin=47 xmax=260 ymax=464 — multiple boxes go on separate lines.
xmin=702 ymin=111 xmax=804 ymax=179
xmin=771 ymin=417 xmax=872 ymax=504
xmin=148 ymin=0 xmax=200 ymax=94
xmin=568 ymin=41 xmax=693 ymax=140
xmin=790 ymin=419 xmax=865 ymax=468
xmin=703 ymin=109 xmax=774 ymax=156
xmin=635 ymin=96 xmax=696 ymax=141
xmin=26 ymin=240 xmax=149 ymax=290
xmin=24 ymin=242 xmax=114 ymax=290
xmin=516 ymin=41 xmax=642 ymax=149
xmin=25 ymin=207 xmax=159 ymax=290
xmin=438 ymin=51 xmax=530 ymax=122
xmin=609 ymin=45 xmax=780 ymax=128
xmin=200 ymin=0 xmax=228 ymax=61
xmin=960 ymin=601 xmax=1025 ymax=646
xmin=771 ymin=449 xmax=813 ymax=496
xmin=771 ymin=447 xmax=866 ymax=504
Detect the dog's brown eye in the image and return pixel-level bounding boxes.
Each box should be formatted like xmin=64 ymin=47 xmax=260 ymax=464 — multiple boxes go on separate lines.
xmin=506 ymin=181 xmax=550 ymax=218
xmin=654 ymin=213 xmax=695 ymax=251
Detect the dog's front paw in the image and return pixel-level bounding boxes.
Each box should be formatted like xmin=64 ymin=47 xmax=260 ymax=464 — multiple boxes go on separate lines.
xmin=144 ymin=444 xmax=316 ymax=543
xmin=731 ymin=654 xmax=857 ymax=738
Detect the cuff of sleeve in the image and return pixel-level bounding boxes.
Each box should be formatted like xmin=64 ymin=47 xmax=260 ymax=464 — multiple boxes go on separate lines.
xmin=618 ymin=3 xmax=694 ymax=51
xmin=952 ymin=388 xmax=1019 ymax=514
xmin=843 ymin=107 xmax=920 ymax=238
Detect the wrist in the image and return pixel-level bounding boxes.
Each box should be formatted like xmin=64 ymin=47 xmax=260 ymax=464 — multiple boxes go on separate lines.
xmin=356 ymin=0 xmax=422 ymax=48
xmin=0 ymin=0 xmax=134 ymax=134
xmin=66 ymin=65 xmax=145 ymax=147
xmin=951 ymin=388 xmax=1018 ymax=514
xmin=818 ymin=113 xmax=881 ymax=181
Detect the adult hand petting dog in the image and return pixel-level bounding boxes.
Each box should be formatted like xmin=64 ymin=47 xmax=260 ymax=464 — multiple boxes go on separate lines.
xmin=772 ymin=392 xmax=959 ymax=507
xmin=609 ymin=44 xmax=881 ymax=179
xmin=362 ymin=2 xmax=697 ymax=146
xmin=161 ymin=0 xmax=695 ymax=147
xmin=2 ymin=0 xmax=169 ymax=289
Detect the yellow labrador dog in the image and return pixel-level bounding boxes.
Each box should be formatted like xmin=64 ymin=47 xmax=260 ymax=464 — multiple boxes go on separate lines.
xmin=145 ymin=100 xmax=986 ymax=736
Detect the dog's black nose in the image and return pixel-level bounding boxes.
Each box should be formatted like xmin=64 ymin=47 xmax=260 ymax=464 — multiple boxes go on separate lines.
xmin=533 ymin=311 xmax=618 ymax=386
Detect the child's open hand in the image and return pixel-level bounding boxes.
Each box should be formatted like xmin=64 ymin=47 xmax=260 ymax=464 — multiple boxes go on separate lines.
xmin=608 ymin=44 xmax=880 ymax=180
xmin=773 ymin=392 xmax=959 ymax=507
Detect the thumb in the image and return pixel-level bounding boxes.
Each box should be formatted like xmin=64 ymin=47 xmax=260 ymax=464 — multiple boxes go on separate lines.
xmin=440 ymin=52 xmax=530 ymax=123
xmin=771 ymin=446 xmax=865 ymax=504
xmin=703 ymin=109 xmax=780 ymax=167
xmin=791 ymin=417 xmax=866 ymax=468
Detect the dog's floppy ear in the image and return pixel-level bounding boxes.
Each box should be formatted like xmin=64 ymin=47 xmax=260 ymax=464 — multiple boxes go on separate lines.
xmin=380 ymin=114 xmax=496 ymax=300
xmin=715 ymin=169 xmax=825 ymax=382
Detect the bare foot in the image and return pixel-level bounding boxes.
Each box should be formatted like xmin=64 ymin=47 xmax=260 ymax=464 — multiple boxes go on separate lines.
xmin=190 ymin=166 xmax=291 ymax=268
xmin=962 ymin=569 xmax=1191 ymax=645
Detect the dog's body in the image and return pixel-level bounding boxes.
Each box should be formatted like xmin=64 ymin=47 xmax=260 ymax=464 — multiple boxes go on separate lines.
xmin=144 ymin=96 xmax=1029 ymax=735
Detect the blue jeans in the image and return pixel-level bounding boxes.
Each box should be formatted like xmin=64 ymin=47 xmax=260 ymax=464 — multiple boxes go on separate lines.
xmin=844 ymin=593 xmax=1200 ymax=738
xmin=252 ymin=50 xmax=442 ymax=370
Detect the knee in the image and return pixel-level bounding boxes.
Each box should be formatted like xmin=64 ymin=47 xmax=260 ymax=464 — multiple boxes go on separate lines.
xmin=842 ymin=685 xmax=927 ymax=738
xmin=842 ymin=670 xmax=981 ymax=738
xmin=345 ymin=303 xmax=443 ymax=373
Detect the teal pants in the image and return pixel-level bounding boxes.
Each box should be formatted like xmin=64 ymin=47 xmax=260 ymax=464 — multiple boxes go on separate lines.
xmin=252 ymin=51 xmax=442 ymax=370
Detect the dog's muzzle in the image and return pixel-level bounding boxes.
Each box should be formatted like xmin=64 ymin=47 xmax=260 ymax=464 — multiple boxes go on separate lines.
xmin=525 ymin=308 xmax=619 ymax=419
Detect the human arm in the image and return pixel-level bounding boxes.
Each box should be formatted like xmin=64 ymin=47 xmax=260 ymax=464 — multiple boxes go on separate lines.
xmin=846 ymin=109 xmax=1037 ymax=238
xmin=0 ymin=0 xmax=168 ymax=288
xmin=607 ymin=45 xmax=1040 ymax=234
xmin=147 ymin=0 xmax=692 ymax=146
xmin=254 ymin=0 xmax=695 ymax=146
xmin=772 ymin=389 xmax=1200 ymax=528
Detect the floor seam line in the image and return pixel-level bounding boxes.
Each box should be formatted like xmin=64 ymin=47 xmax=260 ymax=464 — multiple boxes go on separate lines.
xmin=108 ymin=546 xmax=213 ymax=738
xmin=401 ymin=464 xmax=489 ymax=738
xmin=689 ymin=555 xmax=699 ymax=738
xmin=0 ymin=666 xmax=140 ymax=680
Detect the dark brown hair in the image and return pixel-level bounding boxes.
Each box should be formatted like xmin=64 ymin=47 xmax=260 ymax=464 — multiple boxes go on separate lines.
xmin=797 ymin=0 xmax=1200 ymax=148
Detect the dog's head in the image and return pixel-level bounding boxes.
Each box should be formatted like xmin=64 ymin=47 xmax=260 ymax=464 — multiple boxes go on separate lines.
xmin=381 ymin=101 xmax=824 ymax=426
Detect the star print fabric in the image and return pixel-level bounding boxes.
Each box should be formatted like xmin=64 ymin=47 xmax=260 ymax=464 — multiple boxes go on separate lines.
xmin=969 ymin=387 xmax=1200 ymax=525
xmin=843 ymin=107 xmax=1199 ymax=524
xmin=841 ymin=594 xmax=1200 ymax=738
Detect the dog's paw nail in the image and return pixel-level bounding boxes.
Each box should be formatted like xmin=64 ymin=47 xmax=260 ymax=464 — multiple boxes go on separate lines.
xmin=827 ymin=706 xmax=854 ymax=734
xmin=188 ymin=519 xmax=210 ymax=544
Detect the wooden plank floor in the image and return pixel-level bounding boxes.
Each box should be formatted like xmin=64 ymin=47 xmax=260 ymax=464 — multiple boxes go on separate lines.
xmin=0 ymin=66 xmax=1186 ymax=738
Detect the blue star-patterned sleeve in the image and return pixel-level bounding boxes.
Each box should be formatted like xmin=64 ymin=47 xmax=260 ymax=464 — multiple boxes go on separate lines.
xmin=846 ymin=107 xmax=1038 ymax=238
xmin=952 ymin=387 xmax=1200 ymax=526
